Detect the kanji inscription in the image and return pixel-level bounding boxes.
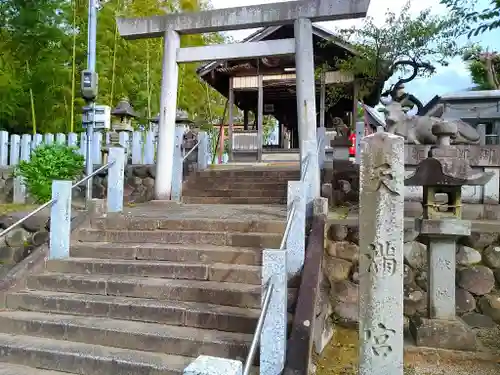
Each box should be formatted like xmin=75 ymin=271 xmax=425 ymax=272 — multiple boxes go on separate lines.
xmin=365 ymin=241 xmax=397 ymax=276
xmin=364 ymin=323 xmax=395 ymax=357
xmin=370 ymin=163 xmax=400 ymax=196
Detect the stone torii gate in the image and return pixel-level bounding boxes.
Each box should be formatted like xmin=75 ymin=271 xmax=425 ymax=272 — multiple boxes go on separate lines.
xmin=117 ymin=0 xmax=370 ymax=200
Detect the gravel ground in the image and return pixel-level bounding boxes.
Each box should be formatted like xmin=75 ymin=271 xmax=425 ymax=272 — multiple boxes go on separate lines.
xmin=314 ymin=325 xmax=500 ymax=375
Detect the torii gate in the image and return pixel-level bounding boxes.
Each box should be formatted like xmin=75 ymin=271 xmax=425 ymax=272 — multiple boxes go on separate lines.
xmin=117 ymin=0 xmax=371 ymax=200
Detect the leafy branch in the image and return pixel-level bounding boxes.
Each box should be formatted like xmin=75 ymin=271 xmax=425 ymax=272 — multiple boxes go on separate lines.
xmin=319 ymin=1 xmax=469 ymax=108
xmin=440 ymin=0 xmax=500 ymax=36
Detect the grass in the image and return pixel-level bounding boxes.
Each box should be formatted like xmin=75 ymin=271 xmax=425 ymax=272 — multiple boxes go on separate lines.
xmin=0 ymin=203 xmax=39 ymax=215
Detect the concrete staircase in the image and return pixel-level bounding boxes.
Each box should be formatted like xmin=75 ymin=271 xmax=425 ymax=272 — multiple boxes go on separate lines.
xmin=0 ymin=205 xmax=292 ymax=375
xmin=183 ymin=167 xmax=301 ymax=204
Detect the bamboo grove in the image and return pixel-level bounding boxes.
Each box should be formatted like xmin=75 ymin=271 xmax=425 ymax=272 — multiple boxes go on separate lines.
xmin=0 ymin=0 xmax=228 ymax=134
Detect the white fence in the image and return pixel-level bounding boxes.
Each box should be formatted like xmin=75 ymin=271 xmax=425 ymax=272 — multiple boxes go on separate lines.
xmin=231 ymin=130 xmax=337 ymax=150
xmin=0 ymin=130 xmax=159 ymax=167
xmin=0 ymin=130 xmax=284 ymax=168
xmin=0 ymin=128 xmax=337 ymax=168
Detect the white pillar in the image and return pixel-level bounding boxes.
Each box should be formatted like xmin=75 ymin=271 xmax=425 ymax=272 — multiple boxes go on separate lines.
xmin=257 ymin=75 xmax=264 ymax=162
xmin=295 ymin=17 xmax=318 ymax=160
xmin=228 ymin=77 xmax=234 ymax=161
xmin=319 ymin=72 xmax=326 ymax=129
xmin=155 ymin=29 xmax=180 ymax=200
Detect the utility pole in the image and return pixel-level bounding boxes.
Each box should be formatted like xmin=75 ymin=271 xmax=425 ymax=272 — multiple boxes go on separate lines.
xmin=85 ymin=0 xmax=97 ymax=206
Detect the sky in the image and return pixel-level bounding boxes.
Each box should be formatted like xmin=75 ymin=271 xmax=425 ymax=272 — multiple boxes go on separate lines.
xmin=209 ymin=0 xmax=500 ymax=104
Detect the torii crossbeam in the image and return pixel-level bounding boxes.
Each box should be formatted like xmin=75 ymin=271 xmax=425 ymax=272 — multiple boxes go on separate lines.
xmin=117 ymin=0 xmax=371 ymax=202
xmin=117 ymin=0 xmax=370 ymax=37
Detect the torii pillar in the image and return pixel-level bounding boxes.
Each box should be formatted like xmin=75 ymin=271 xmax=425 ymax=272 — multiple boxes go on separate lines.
xmin=117 ymin=0 xmax=371 ymax=200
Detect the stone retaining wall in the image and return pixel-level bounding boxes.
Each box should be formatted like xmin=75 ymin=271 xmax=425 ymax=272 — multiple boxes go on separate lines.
xmin=0 ymin=213 xmax=49 ymax=276
xmin=324 ymin=223 xmax=500 ymax=331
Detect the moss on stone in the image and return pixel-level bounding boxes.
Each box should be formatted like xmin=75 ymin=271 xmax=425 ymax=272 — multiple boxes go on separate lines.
xmin=314 ymin=325 xmax=357 ymax=375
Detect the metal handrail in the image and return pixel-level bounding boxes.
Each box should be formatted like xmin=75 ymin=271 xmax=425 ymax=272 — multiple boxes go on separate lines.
xmin=72 ymin=161 xmax=114 ymax=189
xmin=301 ymin=154 xmax=311 ymax=181
xmin=280 ymin=201 xmax=297 ymax=250
xmin=183 ymin=141 xmax=199 ymax=161
xmin=0 ymin=160 xmax=115 ymax=239
xmin=242 ymin=279 xmax=275 ymax=375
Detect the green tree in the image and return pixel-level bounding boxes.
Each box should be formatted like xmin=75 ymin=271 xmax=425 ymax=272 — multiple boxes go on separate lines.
xmin=440 ymin=0 xmax=500 ymax=36
xmin=0 ymin=0 xmax=75 ymax=133
xmin=0 ymin=0 xmax=228 ymax=134
xmin=463 ymin=46 xmax=500 ymax=89
xmin=323 ymin=1 xmax=469 ymax=107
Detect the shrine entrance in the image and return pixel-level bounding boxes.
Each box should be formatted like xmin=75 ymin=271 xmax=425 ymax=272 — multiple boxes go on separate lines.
xmin=116 ymin=0 xmax=371 ymax=199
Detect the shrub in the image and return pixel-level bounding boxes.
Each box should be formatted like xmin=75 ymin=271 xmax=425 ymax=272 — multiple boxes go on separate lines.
xmin=14 ymin=143 xmax=85 ymax=203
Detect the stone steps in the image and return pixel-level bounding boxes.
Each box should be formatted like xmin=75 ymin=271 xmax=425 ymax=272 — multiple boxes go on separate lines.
xmin=69 ymin=242 xmax=262 ymax=266
xmin=183 ymin=197 xmax=286 ymax=205
xmin=182 ymin=167 xmax=296 ymax=205
xmin=2 ymin=207 xmax=290 ymax=373
xmin=6 ymin=291 xmax=261 ymax=333
xmin=0 ymin=332 xmax=193 ymax=375
xmin=91 ymin=216 xmax=286 ymax=233
xmin=25 ymin=273 xmax=297 ymax=310
xmin=47 ymin=258 xmax=262 ymax=284
xmin=0 ymin=362 xmax=76 ymax=375
xmin=75 ymin=229 xmax=282 ymax=248
xmin=0 ymin=311 xmax=252 ymax=360
xmin=184 ymin=181 xmax=289 ymax=190
xmin=182 ymin=188 xmax=286 ymax=198
xmin=194 ymin=170 xmax=300 ymax=178
xmin=26 ymin=273 xmax=262 ymax=309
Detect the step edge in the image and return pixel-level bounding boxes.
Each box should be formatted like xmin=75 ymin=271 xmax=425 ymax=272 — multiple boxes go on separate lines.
xmin=29 ymin=272 xmax=262 ymax=292
xmin=0 ymin=311 xmax=253 ymax=343
xmin=0 ymin=332 xmax=194 ymax=369
xmin=7 ymin=290 xmax=262 ymax=315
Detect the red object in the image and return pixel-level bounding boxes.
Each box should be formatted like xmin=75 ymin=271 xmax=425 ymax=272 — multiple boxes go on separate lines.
xmin=349 ymin=133 xmax=356 ymax=157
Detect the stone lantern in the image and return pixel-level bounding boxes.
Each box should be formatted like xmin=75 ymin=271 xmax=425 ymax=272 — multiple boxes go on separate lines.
xmin=405 ymin=121 xmax=494 ymax=351
xmin=103 ymin=98 xmax=137 ymax=162
xmin=149 ymin=109 xmax=194 ymax=131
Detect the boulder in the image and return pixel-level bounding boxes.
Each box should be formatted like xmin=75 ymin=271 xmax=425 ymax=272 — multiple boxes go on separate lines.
xmin=414 ymin=270 xmax=427 ymax=291
xmin=456 ymin=245 xmax=481 ymax=266
xmin=346 ymin=227 xmax=359 ymax=245
xmin=21 ymin=215 xmax=48 ymax=232
xmin=133 ymin=166 xmax=150 ymax=178
xmin=327 ymin=224 xmax=348 ymax=241
xmin=143 ymin=177 xmax=155 ymax=188
xmin=326 ymin=241 xmax=359 ymax=262
xmin=333 ymin=301 xmax=358 ymax=326
xmin=330 ymin=280 xmax=358 ymax=305
xmin=455 ymin=288 xmax=476 ymax=314
xmin=494 ymin=268 xmax=500 ymax=284
xmin=403 ymin=264 xmax=415 ymax=286
xmin=404 ymin=241 xmax=427 ymax=270
xmin=5 ymin=228 xmax=30 ymax=247
xmin=477 ymin=293 xmax=500 ymax=324
xmin=482 ymin=245 xmax=500 ymax=269
xmin=461 ymin=312 xmax=497 ymax=329
xmin=0 ymin=215 xmax=16 ymax=229
xmin=457 ymin=266 xmax=495 ymax=296
xmin=323 ymin=256 xmax=352 ymax=285
xmin=349 ymin=262 xmax=359 ymax=284
xmin=460 ymin=232 xmax=498 ymax=251
xmin=404 ymin=284 xmax=427 ymax=316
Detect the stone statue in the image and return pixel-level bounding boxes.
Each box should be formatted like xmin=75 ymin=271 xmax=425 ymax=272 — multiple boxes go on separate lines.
xmin=381 ymin=101 xmax=480 ymax=145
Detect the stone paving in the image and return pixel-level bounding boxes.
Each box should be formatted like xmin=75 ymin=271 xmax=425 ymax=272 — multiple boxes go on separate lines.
xmin=121 ymin=202 xmax=287 ymax=222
